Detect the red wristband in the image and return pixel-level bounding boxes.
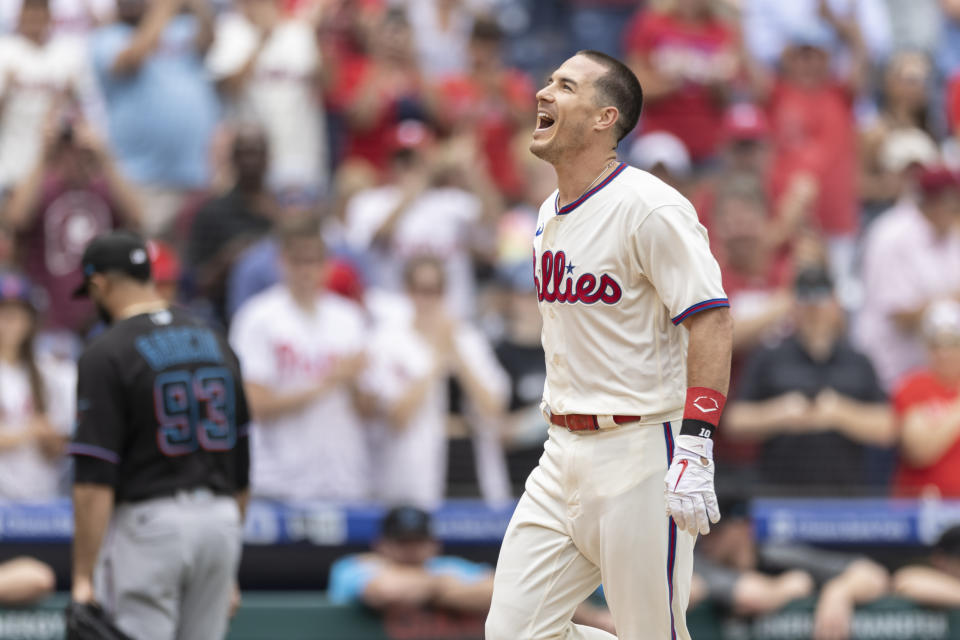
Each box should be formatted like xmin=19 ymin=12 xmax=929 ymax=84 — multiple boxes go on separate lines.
xmin=683 ymin=387 xmax=727 ymax=427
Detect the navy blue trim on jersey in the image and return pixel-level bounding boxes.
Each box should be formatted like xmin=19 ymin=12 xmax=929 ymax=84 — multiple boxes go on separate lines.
xmin=554 ymin=162 xmax=627 ymax=215
xmin=663 ymin=422 xmax=678 ymax=640
xmin=68 ymin=443 xmax=120 ymax=464
xmin=671 ymin=298 xmax=730 ymax=326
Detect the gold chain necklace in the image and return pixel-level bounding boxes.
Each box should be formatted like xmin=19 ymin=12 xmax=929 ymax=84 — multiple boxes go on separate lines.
xmin=557 ymin=159 xmax=618 ymax=211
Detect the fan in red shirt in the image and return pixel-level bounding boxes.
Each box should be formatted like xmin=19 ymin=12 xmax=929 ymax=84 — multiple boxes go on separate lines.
xmin=436 ymin=17 xmax=534 ymax=201
xmin=326 ymin=8 xmax=434 ymax=173
xmin=623 ymin=0 xmax=740 ymax=162
xmin=893 ymin=300 xmax=960 ymax=497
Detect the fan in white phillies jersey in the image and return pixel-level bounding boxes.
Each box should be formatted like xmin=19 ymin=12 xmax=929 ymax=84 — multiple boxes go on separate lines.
xmin=485 ymin=51 xmax=733 ymax=640
xmin=229 ymin=218 xmax=371 ymax=502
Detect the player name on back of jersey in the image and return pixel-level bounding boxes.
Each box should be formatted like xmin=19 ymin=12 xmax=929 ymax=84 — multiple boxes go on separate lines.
xmin=135 ymin=324 xmax=227 ymax=370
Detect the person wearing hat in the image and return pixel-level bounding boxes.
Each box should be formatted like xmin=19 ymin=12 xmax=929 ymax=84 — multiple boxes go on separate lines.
xmin=855 ymin=166 xmax=960 ymax=390
xmin=0 ymin=271 xmax=75 ymax=500
xmin=328 ymin=506 xmax=616 ymax=632
xmin=67 ymin=230 xmax=251 ymax=640
xmin=725 ymin=267 xmax=894 ymax=493
xmin=890 ymin=300 xmax=960 ymax=497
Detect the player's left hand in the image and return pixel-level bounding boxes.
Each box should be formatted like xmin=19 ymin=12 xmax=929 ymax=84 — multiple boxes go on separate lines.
xmin=664 ymin=435 xmax=720 ymax=536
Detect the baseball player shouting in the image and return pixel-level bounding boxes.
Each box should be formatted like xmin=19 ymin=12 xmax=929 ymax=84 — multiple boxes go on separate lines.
xmin=485 ymin=51 xmax=733 ymax=640
xmin=68 ymin=231 xmax=250 ymax=640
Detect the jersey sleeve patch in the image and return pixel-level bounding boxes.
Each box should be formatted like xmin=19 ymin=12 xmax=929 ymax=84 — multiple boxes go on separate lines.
xmin=671 ymin=298 xmax=730 ymax=325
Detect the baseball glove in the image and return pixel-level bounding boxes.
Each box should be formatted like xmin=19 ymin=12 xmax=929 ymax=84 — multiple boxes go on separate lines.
xmin=64 ymin=601 xmax=133 ymax=640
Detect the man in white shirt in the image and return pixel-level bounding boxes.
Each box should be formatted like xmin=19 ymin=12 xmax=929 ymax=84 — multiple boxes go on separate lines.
xmin=366 ymin=255 xmax=510 ymax=509
xmin=230 ymin=217 xmax=371 ymax=501
xmin=0 ymin=0 xmax=96 ymax=191
xmin=345 ymin=121 xmax=493 ymax=317
xmin=206 ymin=0 xmax=328 ymax=194
xmin=485 ymin=51 xmax=733 ymax=640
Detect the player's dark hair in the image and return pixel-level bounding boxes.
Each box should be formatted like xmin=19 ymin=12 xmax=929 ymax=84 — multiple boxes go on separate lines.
xmin=403 ymin=254 xmax=446 ymax=290
xmin=576 ymin=50 xmax=643 ymax=144
xmin=471 ymin=16 xmax=503 ymax=43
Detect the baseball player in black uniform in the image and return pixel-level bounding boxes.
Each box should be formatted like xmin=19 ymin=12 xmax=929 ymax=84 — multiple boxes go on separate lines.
xmin=67 ymin=231 xmax=250 ymax=640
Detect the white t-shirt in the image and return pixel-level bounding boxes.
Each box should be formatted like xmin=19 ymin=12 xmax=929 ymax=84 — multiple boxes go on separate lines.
xmin=0 ymin=33 xmax=94 ymax=189
xmin=365 ymin=316 xmax=509 ymax=509
xmin=533 ymin=163 xmax=728 ymax=419
xmin=345 ymin=185 xmax=482 ymax=316
xmin=206 ymin=13 xmax=327 ymax=192
xmin=229 ymin=286 xmax=370 ymax=501
xmin=0 ymin=355 xmax=76 ymax=499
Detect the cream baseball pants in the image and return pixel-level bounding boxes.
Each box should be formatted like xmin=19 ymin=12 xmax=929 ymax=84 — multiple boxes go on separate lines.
xmin=486 ymin=420 xmax=694 ymax=640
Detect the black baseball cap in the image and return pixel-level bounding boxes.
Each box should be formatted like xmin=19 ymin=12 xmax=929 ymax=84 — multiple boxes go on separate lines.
xmin=72 ymin=231 xmax=152 ymax=298
xmin=794 ymin=267 xmax=834 ymax=302
xmin=381 ymin=506 xmax=433 ymax=542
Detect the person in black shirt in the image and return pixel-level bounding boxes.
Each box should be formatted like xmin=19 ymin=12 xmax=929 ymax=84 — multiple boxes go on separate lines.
xmin=68 ymin=231 xmax=250 ymax=640
xmin=725 ymin=267 xmax=895 ymax=494
xmin=492 ymin=262 xmax=548 ymax=494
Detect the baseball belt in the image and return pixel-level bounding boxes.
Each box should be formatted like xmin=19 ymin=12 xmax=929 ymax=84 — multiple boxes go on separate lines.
xmin=549 ymin=413 xmax=643 ymax=431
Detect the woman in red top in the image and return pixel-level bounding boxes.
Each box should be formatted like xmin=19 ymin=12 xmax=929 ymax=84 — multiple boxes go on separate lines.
xmin=894 ymin=300 xmax=960 ymax=497
xmin=623 ymin=0 xmax=740 ymax=162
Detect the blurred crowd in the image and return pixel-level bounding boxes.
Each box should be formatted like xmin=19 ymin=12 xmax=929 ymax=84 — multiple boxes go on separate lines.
xmin=2 ymin=0 xmax=960 ymax=515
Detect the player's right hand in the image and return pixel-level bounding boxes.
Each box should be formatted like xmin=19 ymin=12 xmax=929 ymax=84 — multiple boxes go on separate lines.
xmin=664 ymin=435 xmax=721 ymax=536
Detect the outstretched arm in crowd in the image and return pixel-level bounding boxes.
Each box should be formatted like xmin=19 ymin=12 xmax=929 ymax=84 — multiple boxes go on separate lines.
xmin=893 ymin=565 xmax=960 ymax=608
xmin=813 ymin=559 xmax=890 ymax=640
xmin=110 ymin=0 xmax=181 ymax=75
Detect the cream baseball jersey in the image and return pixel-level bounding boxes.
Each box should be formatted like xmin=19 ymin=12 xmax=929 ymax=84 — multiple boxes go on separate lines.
xmin=534 ymin=163 xmax=728 ymax=418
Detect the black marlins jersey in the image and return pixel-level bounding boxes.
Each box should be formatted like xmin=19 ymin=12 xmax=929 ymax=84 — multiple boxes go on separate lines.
xmin=70 ymin=308 xmax=250 ymax=503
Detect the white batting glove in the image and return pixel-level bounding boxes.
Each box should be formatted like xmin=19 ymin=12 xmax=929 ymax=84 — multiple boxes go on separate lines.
xmin=664 ymin=435 xmax=721 ymax=536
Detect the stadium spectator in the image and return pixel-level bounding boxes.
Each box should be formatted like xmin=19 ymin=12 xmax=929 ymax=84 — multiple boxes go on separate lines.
xmin=623 ymin=0 xmax=740 ymax=163
xmin=893 ymin=525 xmax=960 ymax=607
xmin=326 ymin=8 xmax=435 ymax=173
xmin=491 ymin=262 xmax=546 ymax=495
xmin=4 ymin=115 xmax=142 ymax=333
xmin=749 ymin=4 xmax=868 ymax=300
xmin=187 ymin=124 xmax=276 ymax=326
xmin=0 ymin=0 xmax=96 ymax=193
xmin=230 ymin=218 xmax=371 ymax=502
xmin=406 ymin=0 xmax=475 ymax=80
xmin=692 ymin=499 xmax=890 ymax=639
xmin=344 ymin=122 xmax=496 ymax=317
xmin=328 ymin=505 xmax=616 ymax=632
xmin=860 ymin=52 xmax=937 ymax=216
xmin=436 ymin=16 xmax=535 ymax=200
xmin=742 ymin=0 xmax=892 ymax=69
xmin=725 ymin=267 xmax=894 ymax=494
xmin=626 ymin=131 xmax=692 ymax=193
xmin=708 ymin=176 xmax=793 ymax=355
xmin=207 ymin=0 xmax=328 ymax=194
xmin=365 ymin=255 xmax=509 ymax=509
xmin=891 ymin=300 xmax=960 ymax=497
xmin=855 ymin=166 xmax=960 ymax=390
xmin=0 ymin=0 xmax=113 ymax=39
xmin=0 ymin=557 xmax=56 ymax=605
xmin=90 ymin=0 xmax=219 ymax=237
xmin=0 ymin=272 xmax=75 ymax=500
xmin=568 ymin=0 xmax=638 ymax=59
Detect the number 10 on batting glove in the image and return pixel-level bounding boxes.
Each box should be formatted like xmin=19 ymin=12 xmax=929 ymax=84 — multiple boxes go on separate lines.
xmin=664 ymin=434 xmax=721 ymax=536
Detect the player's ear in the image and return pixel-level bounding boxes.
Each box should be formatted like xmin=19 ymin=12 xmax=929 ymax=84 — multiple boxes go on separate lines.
xmin=595 ymin=105 xmax=619 ymax=134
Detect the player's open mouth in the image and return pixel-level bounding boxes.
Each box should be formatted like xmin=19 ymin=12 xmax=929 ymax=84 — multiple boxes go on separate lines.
xmin=536 ymin=112 xmax=556 ymax=131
